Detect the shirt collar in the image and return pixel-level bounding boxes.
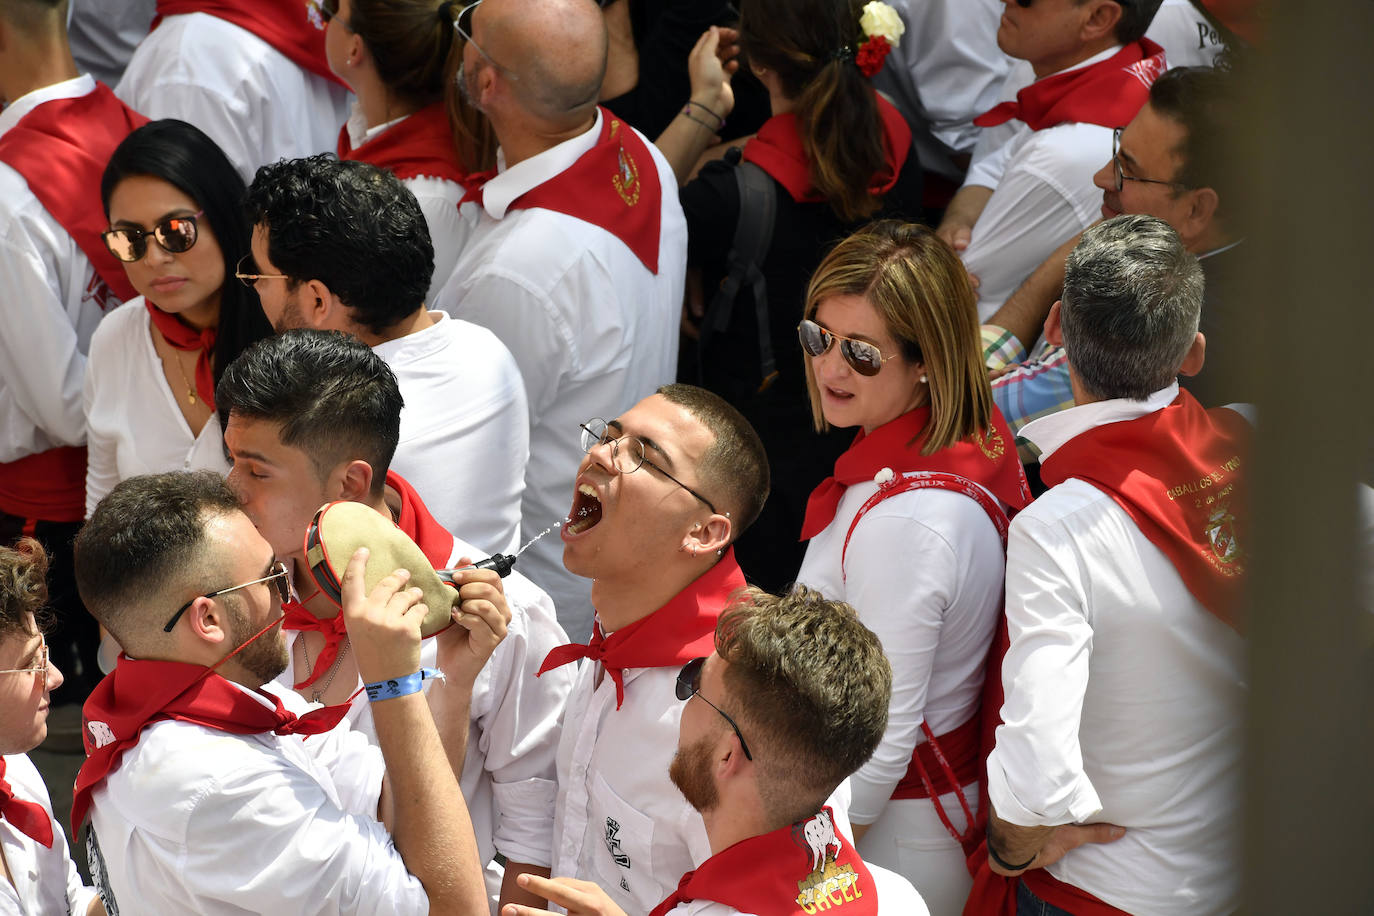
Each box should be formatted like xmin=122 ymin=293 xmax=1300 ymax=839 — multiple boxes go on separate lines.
xmin=481 ymin=109 xmax=602 ymax=219
xmin=1042 ymin=44 xmax=1123 ymax=80
xmin=345 ymin=100 xmax=410 ymax=150
xmin=0 ymin=74 xmax=96 ymax=138
xmin=1021 ymin=382 xmax=1179 ymax=461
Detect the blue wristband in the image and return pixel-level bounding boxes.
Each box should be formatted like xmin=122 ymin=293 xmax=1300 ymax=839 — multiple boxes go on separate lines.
xmin=364 ymin=667 xmax=445 ymax=702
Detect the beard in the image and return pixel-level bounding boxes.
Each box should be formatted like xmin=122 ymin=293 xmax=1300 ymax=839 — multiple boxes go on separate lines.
xmin=669 ymin=734 xmax=720 ymax=814
xmin=225 ymin=602 xmax=290 ymax=685
xmin=272 ymin=294 xmax=306 ymax=334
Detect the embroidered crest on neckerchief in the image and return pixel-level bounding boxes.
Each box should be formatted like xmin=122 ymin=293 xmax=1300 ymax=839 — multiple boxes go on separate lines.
xmin=609 ymin=120 xmax=641 ymax=207
xmin=791 ymin=810 xmax=865 ymax=910
xmin=975 ymin=424 xmax=1006 ymax=461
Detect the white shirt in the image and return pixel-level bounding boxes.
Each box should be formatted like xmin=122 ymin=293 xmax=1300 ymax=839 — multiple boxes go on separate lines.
xmin=797 ymin=479 xmax=1005 ymax=824
xmin=434 ymin=109 xmax=686 ymax=642
xmin=374 ymin=312 xmax=529 ymax=555
xmin=986 ymin=384 xmax=1244 ymax=916
xmin=660 ymin=863 xmax=929 ymax=916
xmin=116 ymin=12 xmax=352 ymax=183
xmin=870 ymin=0 xmax=1012 ymax=180
xmin=0 ymin=75 xmax=125 ymax=466
xmin=0 ymin=754 xmax=98 ymax=916
xmin=82 ymin=297 xmax=230 ymax=517
xmin=278 ymin=529 xmax=571 ymax=873
xmin=344 ymin=106 xmax=480 ymax=304
xmin=86 ymin=681 xmax=427 ymax=915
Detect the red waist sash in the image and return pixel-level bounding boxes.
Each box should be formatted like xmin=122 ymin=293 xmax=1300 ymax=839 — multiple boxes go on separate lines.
xmin=0 ymin=447 xmax=87 ymax=522
xmin=891 ymin=714 xmax=979 ymax=800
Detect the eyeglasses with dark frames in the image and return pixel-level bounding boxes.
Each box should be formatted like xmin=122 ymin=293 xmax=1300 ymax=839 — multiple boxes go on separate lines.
xmin=1110 ymin=126 xmax=1188 ymax=193
xmin=235 ymin=254 xmax=290 ymax=289
xmin=0 ymin=634 xmax=49 ymax=676
xmin=676 ymin=656 xmax=753 ymax=760
xmin=453 ymin=0 xmax=520 ymax=80
xmin=579 ymin=419 xmax=725 ymax=516
xmin=164 ymin=560 xmax=292 ymax=633
xmin=102 ymin=210 xmax=204 ymax=262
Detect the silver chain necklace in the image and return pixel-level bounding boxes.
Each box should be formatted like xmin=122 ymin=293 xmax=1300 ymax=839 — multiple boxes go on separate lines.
xmin=298 ymin=633 xmax=350 ymax=704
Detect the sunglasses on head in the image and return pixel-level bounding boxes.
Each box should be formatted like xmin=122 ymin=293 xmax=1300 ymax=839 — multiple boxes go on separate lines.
xmin=797 ymin=318 xmax=896 ymax=377
xmin=102 ymin=211 xmax=203 ymax=262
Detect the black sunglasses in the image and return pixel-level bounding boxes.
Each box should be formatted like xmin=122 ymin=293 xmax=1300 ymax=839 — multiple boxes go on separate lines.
xmin=675 ymin=656 xmax=753 ymax=760
xmin=102 ymin=210 xmax=203 ymax=262
xmin=797 ymin=318 xmax=897 ymax=377
xmin=164 ymin=560 xmax=291 ymax=633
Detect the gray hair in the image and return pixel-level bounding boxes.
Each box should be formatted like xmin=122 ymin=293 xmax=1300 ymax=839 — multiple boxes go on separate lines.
xmin=1060 ymin=214 xmax=1204 ymax=401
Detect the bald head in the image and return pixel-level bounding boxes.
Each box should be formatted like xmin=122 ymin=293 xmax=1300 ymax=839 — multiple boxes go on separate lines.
xmin=480 ymin=0 xmax=607 ymax=128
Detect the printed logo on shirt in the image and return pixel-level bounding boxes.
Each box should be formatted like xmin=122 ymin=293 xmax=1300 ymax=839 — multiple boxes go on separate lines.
xmin=792 ymin=811 xmax=865 ymax=913
xmin=82 ymin=272 xmax=120 ymax=314
xmin=86 ymin=826 xmax=121 ymax=916
xmin=609 ymin=120 xmax=641 ymax=207
xmin=604 ymin=816 xmax=632 ymax=869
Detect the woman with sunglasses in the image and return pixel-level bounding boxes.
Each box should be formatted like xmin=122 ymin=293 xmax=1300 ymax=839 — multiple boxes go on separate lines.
xmin=794 ymin=221 xmax=1030 ymax=916
xmin=82 ymin=119 xmax=271 ymax=518
xmin=322 ymin=0 xmax=494 ymax=300
xmin=676 ymin=0 xmax=922 ymax=593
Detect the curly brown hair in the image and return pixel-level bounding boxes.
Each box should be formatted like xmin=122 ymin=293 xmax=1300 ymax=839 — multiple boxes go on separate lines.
xmin=0 ymin=538 xmax=51 ymax=640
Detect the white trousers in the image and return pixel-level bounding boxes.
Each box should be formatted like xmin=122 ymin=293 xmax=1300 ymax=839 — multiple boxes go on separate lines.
xmin=856 ymin=787 xmax=979 ymax=916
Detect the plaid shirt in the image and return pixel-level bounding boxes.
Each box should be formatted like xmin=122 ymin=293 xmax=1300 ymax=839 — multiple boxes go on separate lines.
xmin=983 ymin=325 xmax=1073 ymax=463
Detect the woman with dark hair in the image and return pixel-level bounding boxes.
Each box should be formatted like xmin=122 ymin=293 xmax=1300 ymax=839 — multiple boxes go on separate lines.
xmin=676 ymin=0 xmax=923 ymax=592
xmin=82 ymin=119 xmax=270 ymax=518
xmin=321 ymin=0 xmax=493 ymax=299
xmin=796 ymin=221 xmax=1029 ymax=915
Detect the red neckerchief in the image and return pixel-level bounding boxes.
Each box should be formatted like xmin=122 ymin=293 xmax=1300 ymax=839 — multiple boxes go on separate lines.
xmin=0 ymin=758 xmax=54 ymax=849
xmin=338 ymin=102 xmax=481 ymax=192
xmin=0 ymin=447 xmax=88 ymax=523
xmin=144 ymin=300 xmax=217 ymax=407
xmin=501 ymin=109 xmax=663 ymax=273
xmin=648 ymin=807 xmax=879 ymax=916
xmin=285 ymin=471 xmax=455 ymax=689
xmin=71 ymin=655 xmax=350 ymax=835
xmin=742 ymin=94 xmax=911 ymax=205
xmin=537 ymin=549 xmax=745 ymax=709
xmin=1039 ymin=390 xmax=1249 ymax=630
xmin=974 ymin=39 xmax=1167 ymax=131
xmin=800 ymin=407 xmax=1030 ymax=541
xmin=0 ymin=82 xmax=146 ymax=303
xmin=151 ymin=0 xmax=346 ymax=87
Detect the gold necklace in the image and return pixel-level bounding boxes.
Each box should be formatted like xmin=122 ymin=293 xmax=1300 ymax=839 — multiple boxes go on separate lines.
xmin=172 ymin=349 xmax=198 ymax=405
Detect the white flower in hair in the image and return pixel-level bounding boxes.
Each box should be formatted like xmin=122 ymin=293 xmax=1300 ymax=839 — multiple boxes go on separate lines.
xmin=859 ymin=1 xmax=905 ymax=48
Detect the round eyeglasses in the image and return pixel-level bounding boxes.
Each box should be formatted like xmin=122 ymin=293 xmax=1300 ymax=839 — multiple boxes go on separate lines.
xmin=578 ymin=419 xmax=723 ymax=516
xmin=0 ymin=634 xmax=49 ymax=676
xmin=102 ymin=210 xmax=204 ymax=262
xmin=797 ymin=318 xmax=898 ymax=377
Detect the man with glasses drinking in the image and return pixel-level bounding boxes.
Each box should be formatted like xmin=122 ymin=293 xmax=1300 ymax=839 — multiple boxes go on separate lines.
xmin=70 ymin=470 xmax=498 ymax=915
xmin=507 ymin=587 xmax=929 ymax=916
xmin=536 ymin=384 xmax=777 ymax=914
xmin=934 ymin=0 xmax=1166 ymax=323
xmin=434 ymin=0 xmax=688 ymax=643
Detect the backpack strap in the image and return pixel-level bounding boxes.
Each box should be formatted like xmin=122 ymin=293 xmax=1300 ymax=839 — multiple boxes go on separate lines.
xmin=697 ymin=161 xmax=779 ymax=391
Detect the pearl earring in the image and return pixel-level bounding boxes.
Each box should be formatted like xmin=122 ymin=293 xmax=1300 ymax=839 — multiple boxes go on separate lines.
xmin=919 ymin=374 xmax=928 ymax=383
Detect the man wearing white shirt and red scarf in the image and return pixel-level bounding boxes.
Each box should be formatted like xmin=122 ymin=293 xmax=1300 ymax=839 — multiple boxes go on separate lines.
xmin=70 ymin=469 xmax=498 ymax=915
xmin=535 ymin=385 xmax=770 ymax=914
xmin=0 ymin=0 xmax=146 ymax=701
xmin=510 ymin=587 xmax=929 ymax=916
xmin=434 ymin=0 xmax=687 ymax=643
xmin=935 ymin=0 xmax=1167 ymax=321
xmin=217 ymin=329 xmax=571 ymax=913
xmin=974 ymin=215 xmax=1246 ymax=916
xmin=116 ymin=0 xmax=352 ymax=181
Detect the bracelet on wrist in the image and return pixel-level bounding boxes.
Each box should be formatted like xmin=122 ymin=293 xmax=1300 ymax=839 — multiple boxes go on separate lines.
xmin=681 ymin=110 xmax=719 ymax=132
xmin=364 ymin=667 xmax=445 ymax=702
xmin=986 ymin=834 xmax=1037 ymax=872
xmin=683 ymin=100 xmax=725 ymax=129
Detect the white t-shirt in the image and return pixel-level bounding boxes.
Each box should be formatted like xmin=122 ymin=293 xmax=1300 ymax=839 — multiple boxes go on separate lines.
xmin=0 ymin=754 xmax=98 ymax=916
xmin=116 ymin=12 xmax=352 ymax=182
xmin=986 ymin=384 xmax=1245 ymax=916
xmin=86 ymin=681 xmax=427 ymax=915
xmin=375 ymin=312 xmax=530 ymax=555
xmin=0 ymin=75 xmax=125 ymax=466
xmin=82 ymin=297 xmax=230 ymax=517
xmin=434 ymin=109 xmax=686 ymax=642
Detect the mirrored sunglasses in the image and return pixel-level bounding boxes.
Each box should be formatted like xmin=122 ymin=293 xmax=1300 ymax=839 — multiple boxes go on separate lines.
xmin=102 ymin=210 xmax=203 ymax=262
xmin=797 ymin=318 xmax=894 ymax=377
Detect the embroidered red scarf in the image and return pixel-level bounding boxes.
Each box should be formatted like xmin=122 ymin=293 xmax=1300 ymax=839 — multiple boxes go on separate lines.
xmin=338 ymin=102 xmax=478 ymax=190
xmin=974 ymin=39 xmax=1167 ymax=131
xmin=649 ymin=807 xmax=879 ymax=916
xmin=537 ymin=549 xmax=745 ymax=709
xmin=144 ymin=300 xmax=217 ymax=407
xmin=502 ymin=109 xmax=663 ymax=273
xmin=0 ymin=82 xmax=146 ymax=303
xmin=71 ymin=655 xmax=349 ymax=834
xmin=152 ymin=0 xmax=345 ymax=87
xmin=742 ymin=94 xmax=911 ymax=205
xmin=0 ymin=758 xmax=53 ymax=848
xmin=801 ymin=407 xmax=1030 ymax=541
xmin=285 ymin=471 xmax=455 ymax=689
xmin=1039 ymin=391 xmax=1249 ymax=630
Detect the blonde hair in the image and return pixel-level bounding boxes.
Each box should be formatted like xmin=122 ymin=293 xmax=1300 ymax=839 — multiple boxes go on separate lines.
xmin=802 ymin=220 xmax=992 ymax=454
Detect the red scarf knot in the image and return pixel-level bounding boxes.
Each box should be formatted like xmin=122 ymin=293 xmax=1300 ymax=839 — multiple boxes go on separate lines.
xmin=145 ymin=300 xmax=218 ymax=408
xmin=0 ymin=759 xmax=54 ymax=848
xmin=537 ymin=549 xmax=746 ymax=709
xmin=281 ymin=599 xmax=349 ymax=690
xmin=974 ymin=39 xmax=1167 ymax=132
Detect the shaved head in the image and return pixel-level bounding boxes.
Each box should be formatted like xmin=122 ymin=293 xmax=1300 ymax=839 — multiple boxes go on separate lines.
xmin=481 ymin=0 xmax=607 ymax=128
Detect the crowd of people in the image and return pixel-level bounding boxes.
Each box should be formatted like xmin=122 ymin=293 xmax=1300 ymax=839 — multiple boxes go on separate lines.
xmin=0 ymin=0 xmax=1296 ymax=914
